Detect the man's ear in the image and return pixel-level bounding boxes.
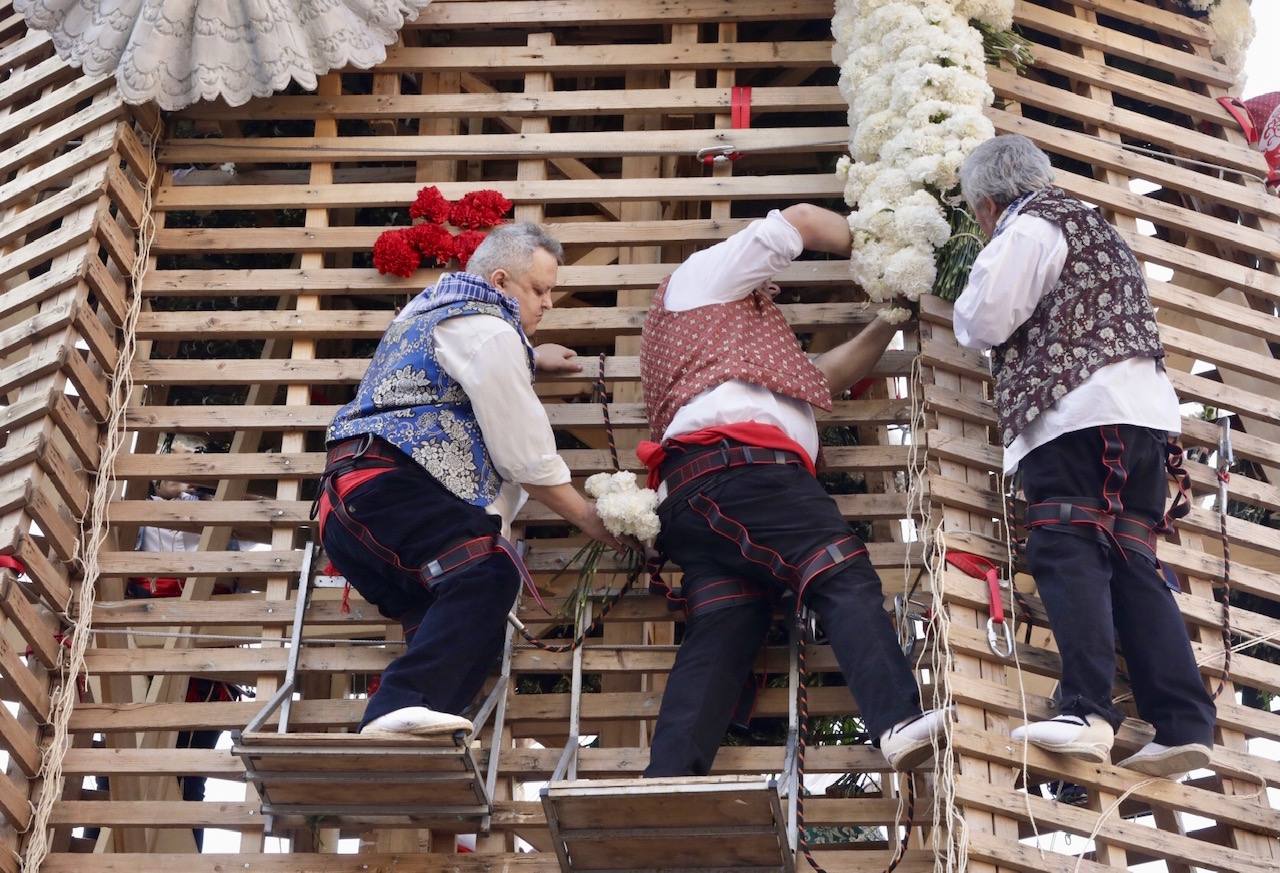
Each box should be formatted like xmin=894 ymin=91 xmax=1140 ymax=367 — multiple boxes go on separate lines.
xmin=489 ymin=268 xmax=508 ymax=289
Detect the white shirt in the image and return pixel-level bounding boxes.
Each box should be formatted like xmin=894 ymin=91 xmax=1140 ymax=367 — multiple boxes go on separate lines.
xmin=137 ymin=493 xmax=202 ymax=553
xmin=662 ymin=209 xmax=822 ymax=462
xmin=435 ymin=315 xmax=571 ymax=536
xmin=953 ymin=211 xmax=1181 ymax=474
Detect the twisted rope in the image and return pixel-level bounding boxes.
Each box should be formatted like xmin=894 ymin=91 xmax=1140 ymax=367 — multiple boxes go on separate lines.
xmin=22 ymin=117 xmax=159 ymax=873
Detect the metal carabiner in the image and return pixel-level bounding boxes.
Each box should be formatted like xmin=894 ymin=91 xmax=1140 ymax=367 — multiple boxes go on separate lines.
xmin=696 ymin=144 xmax=738 ymax=165
xmin=987 ymin=616 xmax=1015 ymax=658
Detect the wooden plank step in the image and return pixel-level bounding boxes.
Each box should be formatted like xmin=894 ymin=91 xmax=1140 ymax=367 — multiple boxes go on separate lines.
xmin=544 ymin=775 xmax=792 ymax=872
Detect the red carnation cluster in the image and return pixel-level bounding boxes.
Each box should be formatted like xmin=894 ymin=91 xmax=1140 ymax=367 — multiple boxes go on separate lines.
xmin=372 ymin=185 xmax=514 ymax=277
xmin=449 ymin=190 xmax=514 ymax=229
xmin=408 ymin=185 xmax=450 ymax=224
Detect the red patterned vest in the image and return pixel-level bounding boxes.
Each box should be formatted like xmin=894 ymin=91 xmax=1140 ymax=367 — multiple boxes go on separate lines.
xmin=640 ymin=277 xmax=832 ymax=441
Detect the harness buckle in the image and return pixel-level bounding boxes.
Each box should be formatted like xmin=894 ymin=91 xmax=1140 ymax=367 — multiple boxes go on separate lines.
xmin=426 ymin=559 xmax=444 ymax=578
xmin=987 ymin=616 xmax=1015 ymax=658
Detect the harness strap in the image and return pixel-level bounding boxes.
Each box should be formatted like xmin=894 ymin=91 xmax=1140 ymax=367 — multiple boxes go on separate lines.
xmin=1025 ymin=501 xmax=1159 ymax=564
xmin=421 ymin=533 xmax=545 ymax=613
xmin=1160 ymin=437 xmax=1193 ymax=532
xmin=661 ymin=444 xmax=804 ymax=502
xmin=688 ymin=494 xmax=866 ymax=609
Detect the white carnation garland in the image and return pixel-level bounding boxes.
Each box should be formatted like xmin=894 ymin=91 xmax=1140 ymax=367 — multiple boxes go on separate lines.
xmin=1182 ymin=0 xmax=1255 ymax=83
xmin=833 ymin=0 xmax=1014 ymax=323
xmin=585 ymin=471 xmax=660 ymax=546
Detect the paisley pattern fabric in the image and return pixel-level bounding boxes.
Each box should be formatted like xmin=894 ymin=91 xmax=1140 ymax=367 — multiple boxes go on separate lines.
xmin=640 ymin=276 xmax=832 ymax=441
xmin=990 ymin=187 xmax=1165 ymax=447
xmin=15 ymin=0 xmax=433 ymax=110
xmin=328 ymin=274 xmax=533 ymax=507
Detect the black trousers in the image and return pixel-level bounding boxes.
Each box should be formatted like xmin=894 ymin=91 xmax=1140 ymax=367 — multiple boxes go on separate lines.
xmin=1021 ymin=425 xmax=1215 ymax=745
xmin=319 ymin=452 xmax=520 ymax=728
xmin=645 ymin=449 xmax=922 ymax=777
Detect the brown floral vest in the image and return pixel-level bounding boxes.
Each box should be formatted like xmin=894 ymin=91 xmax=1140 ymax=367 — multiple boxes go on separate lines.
xmin=640 ymin=277 xmax=832 ymax=441
xmin=990 ymin=187 xmax=1164 ymax=446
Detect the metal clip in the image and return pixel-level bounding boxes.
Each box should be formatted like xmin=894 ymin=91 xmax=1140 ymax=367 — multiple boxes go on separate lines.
xmin=987 ymin=616 xmax=1015 ymax=658
xmin=696 ymin=145 xmax=738 ymax=165
xmin=797 ymin=606 xmax=820 ymax=645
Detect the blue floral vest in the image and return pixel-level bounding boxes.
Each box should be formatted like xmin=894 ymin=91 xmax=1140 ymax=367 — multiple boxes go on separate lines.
xmin=327 ymin=273 xmax=534 ymax=507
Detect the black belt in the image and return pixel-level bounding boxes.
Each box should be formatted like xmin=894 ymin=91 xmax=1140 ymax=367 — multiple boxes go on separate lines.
xmin=659 ymin=443 xmax=805 ymax=501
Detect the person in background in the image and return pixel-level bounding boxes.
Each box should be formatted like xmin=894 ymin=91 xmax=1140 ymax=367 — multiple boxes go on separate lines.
xmin=952 ymin=134 xmax=1215 ymax=777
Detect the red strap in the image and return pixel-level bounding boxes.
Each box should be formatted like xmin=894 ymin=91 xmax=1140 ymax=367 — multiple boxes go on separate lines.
xmin=0 ymin=556 xmax=25 ymax=574
xmin=945 ymin=551 xmax=1004 ymax=625
xmin=731 ymin=86 xmax=752 ymax=130
xmin=1218 ymin=96 xmax=1259 ymax=144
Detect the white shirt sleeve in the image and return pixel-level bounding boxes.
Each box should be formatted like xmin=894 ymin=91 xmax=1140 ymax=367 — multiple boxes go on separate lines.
xmin=434 ymin=316 xmax=571 ymax=487
xmin=663 ymin=209 xmax=805 ymax=312
xmin=953 ymin=215 xmax=1068 ymax=351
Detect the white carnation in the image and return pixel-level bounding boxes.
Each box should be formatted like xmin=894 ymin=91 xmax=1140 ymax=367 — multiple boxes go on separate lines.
xmin=881 ymin=244 xmax=937 ymax=301
xmin=1208 ymin=0 xmax=1255 ymax=81
xmin=595 ymin=486 xmax=661 ymax=546
xmin=584 ymin=470 xmax=638 ymax=498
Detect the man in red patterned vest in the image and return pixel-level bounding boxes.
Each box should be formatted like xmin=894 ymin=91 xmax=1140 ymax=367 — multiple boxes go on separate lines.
xmin=639 ymin=204 xmax=948 ymax=776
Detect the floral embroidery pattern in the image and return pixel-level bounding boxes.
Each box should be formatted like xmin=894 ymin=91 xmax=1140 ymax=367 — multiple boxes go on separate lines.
xmin=329 ymin=275 xmax=533 ymax=506
xmin=990 ymin=188 xmax=1164 ymax=446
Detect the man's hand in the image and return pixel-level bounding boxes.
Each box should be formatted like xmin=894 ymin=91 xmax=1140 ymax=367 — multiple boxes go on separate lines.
xmin=534 ymin=343 xmax=584 ymax=376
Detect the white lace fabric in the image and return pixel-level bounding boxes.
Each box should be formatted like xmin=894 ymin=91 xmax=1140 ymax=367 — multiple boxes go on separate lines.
xmin=15 ymin=0 xmax=434 ymax=110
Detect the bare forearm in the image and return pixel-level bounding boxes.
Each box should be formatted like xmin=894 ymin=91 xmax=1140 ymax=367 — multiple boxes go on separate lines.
xmin=814 ymin=318 xmax=898 ymax=397
xmin=780 ymin=204 xmax=852 ymax=256
xmin=523 ymin=482 xmax=591 ymax=528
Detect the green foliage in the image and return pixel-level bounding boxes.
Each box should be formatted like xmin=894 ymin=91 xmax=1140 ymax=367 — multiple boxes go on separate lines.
xmin=975 ymin=21 xmax=1035 ymax=72
xmin=933 ymin=201 xmax=984 ymax=302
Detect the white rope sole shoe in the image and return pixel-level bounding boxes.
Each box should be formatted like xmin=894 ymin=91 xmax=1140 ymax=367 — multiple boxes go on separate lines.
xmin=1011 ymin=715 xmax=1114 ymax=764
xmin=360 ymin=706 xmax=474 ymax=737
xmin=879 ymin=708 xmax=951 ymax=772
xmin=1117 ymin=742 xmax=1211 ymax=778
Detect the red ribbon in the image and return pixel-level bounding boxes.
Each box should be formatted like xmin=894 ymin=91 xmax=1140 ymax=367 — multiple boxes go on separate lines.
xmin=945 ymin=551 xmax=1004 ymax=625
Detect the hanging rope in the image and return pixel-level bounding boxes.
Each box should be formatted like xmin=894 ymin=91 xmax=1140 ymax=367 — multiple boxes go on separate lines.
xmin=21 ymin=116 xmax=160 ymax=873
xmin=511 ymin=351 xmax=649 ymax=653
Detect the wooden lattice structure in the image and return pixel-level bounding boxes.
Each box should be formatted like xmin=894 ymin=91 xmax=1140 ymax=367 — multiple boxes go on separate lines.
xmin=0 ymin=0 xmax=1275 ymax=871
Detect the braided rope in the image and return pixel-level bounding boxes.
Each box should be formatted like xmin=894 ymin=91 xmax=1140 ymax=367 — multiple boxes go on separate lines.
xmin=594 ymin=351 xmax=621 ymax=471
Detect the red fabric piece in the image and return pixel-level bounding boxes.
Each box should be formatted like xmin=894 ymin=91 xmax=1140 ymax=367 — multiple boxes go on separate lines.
xmin=944 ymin=551 xmax=1004 ymax=625
xmin=640 ymin=277 xmax=833 ymax=441
xmin=372 ymin=229 xmax=421 ymax=277
xmin=408 ymin=185 xmax=451 ymax=224
xmin=1219 ymin=92 xmax=1280 ymax=188
xmin=367 ymin=674 xmax=381 ymax=696
xmin=637 ymin=422 xmax=817 ymax=490
xmin=0 ymin=555 xmax=25 ymax=574
xmin=316 ymin=466 xmax=393 ymax=541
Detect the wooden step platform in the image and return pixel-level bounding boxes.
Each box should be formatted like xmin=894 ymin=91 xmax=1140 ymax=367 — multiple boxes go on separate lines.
xmin=233 ymin=730 xmax=490 ymax=831
xmin=541 ymin=775 xmax=794 ymax=873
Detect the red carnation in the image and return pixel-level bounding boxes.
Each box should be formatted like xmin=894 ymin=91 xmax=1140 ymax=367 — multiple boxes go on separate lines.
xmin=372 ymin=229 xmax=420 ymax=277
xmin=408 ymin=222 xmax=457 ymax=266
xmin=408 ymin=185 xmax=450 ymax=224
xmin=453 ymin=230 xmax=487 ymax=269
xmin=448 ymin=189 xmax=513 ymax=229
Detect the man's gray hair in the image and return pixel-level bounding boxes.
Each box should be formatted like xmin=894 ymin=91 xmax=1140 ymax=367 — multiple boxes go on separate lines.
xmin=467 ymin=222 xmax=564 ymax=279
xmin=959 ymin=134 xmax=1055 ymax=210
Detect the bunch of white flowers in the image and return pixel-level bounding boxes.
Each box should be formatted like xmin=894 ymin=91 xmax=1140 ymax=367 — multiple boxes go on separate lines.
xmin=833 ymin=0 xmax=1012 ymax=322
xmin=1205 ymin=0 xmax=1255 ymax=83
xmin=585 ymin=471 xmax=661 ymax=546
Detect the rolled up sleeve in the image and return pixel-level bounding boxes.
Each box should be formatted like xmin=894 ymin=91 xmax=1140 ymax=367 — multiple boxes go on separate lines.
xmin=436 ymin=318 xmax=571 ymax=487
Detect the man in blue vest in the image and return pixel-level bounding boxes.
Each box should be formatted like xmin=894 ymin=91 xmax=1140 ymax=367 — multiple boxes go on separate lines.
xmin=318 ymin=223 xmax=622 ymax=737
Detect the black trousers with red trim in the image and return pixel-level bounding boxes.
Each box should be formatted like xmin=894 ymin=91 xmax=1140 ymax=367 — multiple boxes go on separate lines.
xmin=319 ymin=455 xmax=520 ymax=729
xmin=1020 ymin=425 xmax=1215 ymax=745
xmin=645 ymin=453 xmax=922 ymax=777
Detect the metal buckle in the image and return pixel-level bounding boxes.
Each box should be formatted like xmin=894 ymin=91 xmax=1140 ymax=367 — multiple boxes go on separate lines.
xmin=696 ymin=145 xmax=737 ymax=164
xmin=987 ymin=616 xmax=1015 ymax=658
xmin=894 ymin=594 xmax=919 ymax=656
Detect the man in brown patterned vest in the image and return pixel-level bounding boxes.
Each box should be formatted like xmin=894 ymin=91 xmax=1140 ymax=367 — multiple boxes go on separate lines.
xmin=638 ymin=204 xmax=949 ymax=777
xmin=955 ymin=135 xmax=1215 ymax=778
